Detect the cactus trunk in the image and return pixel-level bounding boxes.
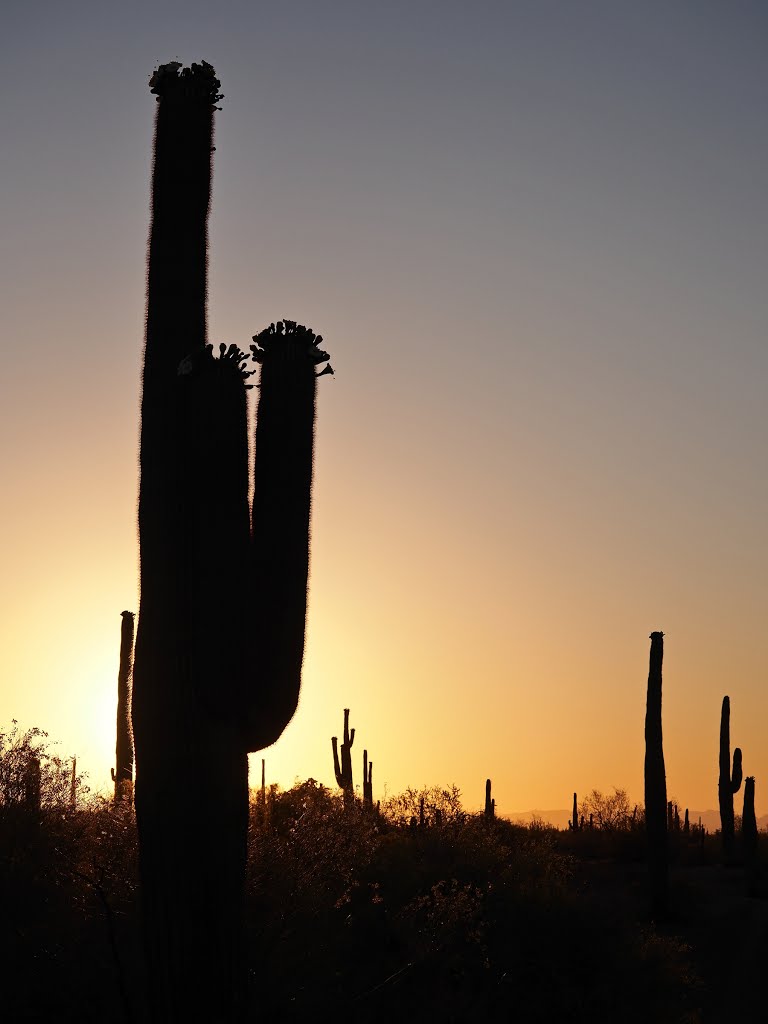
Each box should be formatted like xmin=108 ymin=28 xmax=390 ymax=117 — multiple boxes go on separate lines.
xmin=132 ymin=62 xmax=325 ymax=1021
xmin=485 ymin=778 xmax=495 ymax=819
xmin=644 ymin=631 xmax=668 ymax=920
xmin=112 ymin=610 xmax=135 ymax=802
xmin=718 ymin=695 xmax=743 ymax=864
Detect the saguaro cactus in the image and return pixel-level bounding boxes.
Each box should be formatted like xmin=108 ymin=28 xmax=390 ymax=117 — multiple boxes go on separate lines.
xmin=112 ymin=610 xmax=135 ymax=803
xmin=644 ymin=630 xmax=668 ymax=920
xmin=742 ymin=776 xmax=758 ymax=894
xmin=570 ymin=792 xmax=579 ymax=831
xmin=132 ymin=61 xmax=329 ymax=1021
xmin=485 ymin=778 xmax=495 ymax=819
xmin=363 ymin=749 xmax=373 ymax=808
xmin=332 ymin=709 xmax=355 ymax=807
xmin=718 ymin=695 xmax=743 ymax=863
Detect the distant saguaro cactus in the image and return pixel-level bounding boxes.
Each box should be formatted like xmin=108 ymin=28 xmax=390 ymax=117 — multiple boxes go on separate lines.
xmin=742 ymin=776 xmax=758 ymax=895
xmin=718 ymin=696 xmax=743 ymax=863
xmin=132 ymin=61 xmax=330 ymax=1021
xmin=644 ymin=630 xmax=668 ymax=920
xmin=69 ymin=757 xmax=77 ymax=811
xmin=363 ymin=749 xmax=373 ymax=808
xmin=570 ymin=792 xmax=579 ymax=831
xmin=112 ymin=610 xmax=135 ymax=803
xmin=485 ymin=778 xmax=495 ymax=819
xmin=332 ymin=709 xmax=355 ymax=807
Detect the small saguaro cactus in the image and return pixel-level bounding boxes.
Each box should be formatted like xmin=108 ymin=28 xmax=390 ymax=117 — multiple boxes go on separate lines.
xmin=718 ymin=695 xmax=743 ymax=863
xmin=332 ymin=709 xmax=355 ymax=807
xmin=644 ymin=630 xmax=668 ymax=920
xmin=363 ymin=749 xmax=373 ymax=808
xmin=684 ymin=808 xmax=690 ymax=835
xmin=69 ymin=757 xmax=77 ymax=811
xmin=569 ymin=792 xmax=580 ymax=831
xmin=485 ymin=778 xmax=495 ymax=819
xmin=112 ymin=610 xmax=135 ymax=803
xmin=742 ymin=776 xmax=758 ymax=895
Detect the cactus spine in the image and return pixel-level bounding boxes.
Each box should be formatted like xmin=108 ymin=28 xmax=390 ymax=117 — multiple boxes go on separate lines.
xmin=112 ymin=610 xmax=135 ymax=803
xmin=132 ymin=61 xmax=327 ymax=1020
xmin=644 ymin=631 xmax=668 ymax=920
xmin=718 ymin=695 xmax=743 ymax=863
xmin=332 ymin=709 xmax=355 ymax=807
xmin=485 ymin=778 xmax=495 ymax=819
xmin=363 ymin=749 xmax=373 ymax=808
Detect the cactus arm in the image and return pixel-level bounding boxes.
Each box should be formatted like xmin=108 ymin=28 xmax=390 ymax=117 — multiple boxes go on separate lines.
xmin=332 ymin=736 xmax=344 ymax=789
xmin=244 ymin=326 xmax=320 ymax=750
xmin=732 ymin=747 xmax=743 ymax=793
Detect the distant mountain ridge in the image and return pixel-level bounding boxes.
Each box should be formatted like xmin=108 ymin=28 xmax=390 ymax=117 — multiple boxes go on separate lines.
xmin=505 ymin=809 xmax=768 ymax=832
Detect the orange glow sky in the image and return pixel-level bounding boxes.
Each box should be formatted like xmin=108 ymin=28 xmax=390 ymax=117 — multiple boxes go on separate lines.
xmin=2 ymin=2 xmax=768 ymax=814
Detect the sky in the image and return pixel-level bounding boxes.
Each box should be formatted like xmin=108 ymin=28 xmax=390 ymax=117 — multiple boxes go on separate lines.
xmin=2 ymin=1 xmax=767 ymax=815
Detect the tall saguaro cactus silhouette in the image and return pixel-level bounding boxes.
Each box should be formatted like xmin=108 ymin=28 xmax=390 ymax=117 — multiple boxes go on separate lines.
xmin=112 ymin=610 xmax=135 ymax=802
xmin=718 ymin=695 xmax=743 ymax=864
xmin=132 ymin=61 xmax=329 ymax=1021
xmin=332 ymin=708 xmax=355 ymax=807
xmin=644 ymin=631 xmax=668 ymax=920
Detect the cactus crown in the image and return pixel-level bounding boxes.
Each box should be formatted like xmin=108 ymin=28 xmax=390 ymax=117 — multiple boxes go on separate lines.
xmin=149 ymin=61 xmax=223 ymax=104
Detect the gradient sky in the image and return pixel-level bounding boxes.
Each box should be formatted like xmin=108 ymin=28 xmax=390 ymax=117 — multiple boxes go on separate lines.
xmin=2 ymin=1 xmax=767 ymax=814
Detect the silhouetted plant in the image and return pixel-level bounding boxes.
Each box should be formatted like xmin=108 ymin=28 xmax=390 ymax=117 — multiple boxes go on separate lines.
xmin=332 ymin=708 xmax=355 ymax=808
xmin=569 ymin=792 xmax=580 ymax=831
xmin=742 ymin=776 xmax=758 ymax=895
xmin=111 ymin=610 xmax=135 ymax=804
xmin=363 ymin=748 xmax=373 ymax=808
xmin=132 ymin=60 xmax=330 ymax=1020
xmin=718 ymin=695 xmax=743 ymax=864
xmin=485 ymin=778 xmax=495 ymax=819
xmin=580 ymin=787 xmax=634 ymax=831
xmin=644 ymin=630 xmax=668 ymax=920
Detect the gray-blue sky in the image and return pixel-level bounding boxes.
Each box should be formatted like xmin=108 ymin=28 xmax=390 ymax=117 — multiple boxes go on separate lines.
xmin=2 ymin=2 xmax=767 ymax=809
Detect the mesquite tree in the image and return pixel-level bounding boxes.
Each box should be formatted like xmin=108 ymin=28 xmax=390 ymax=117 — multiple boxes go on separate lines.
xmin=112 ymin=610 xmax=135 ymax=803
xmin=718 ymin=695 xmax=743 ymax=864
xmin=133 ymin=61 xmax=329 ymax=1021
xmin=644 ymin=630 xmax=668 ymax=920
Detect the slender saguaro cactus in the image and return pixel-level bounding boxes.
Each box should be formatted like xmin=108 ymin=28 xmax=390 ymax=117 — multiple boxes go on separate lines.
xmin=718 ymin=695 xmax=743 ymax=864
xmin=644 ymin=631 xmax=668 ymax=920
xmin=742 ymin=776 xmax=758 ymax=894
xmin=363 ymin=749 xmax=373 ymax=808
xmin=570 ymin=792 xmax=579 ymax=831
xmin=132 ymin=61 xmax=329 ymax=1021
xmin=69 ymin=757 xmax=77 ymax=811
xmin=112 ymin=611 xmax=135 ymax=802
xmin=485 ymin=778 xmax=495 ymax=819
xmin=332 ymin=709 xmax=355 ymax=807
